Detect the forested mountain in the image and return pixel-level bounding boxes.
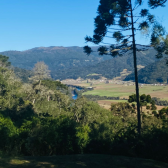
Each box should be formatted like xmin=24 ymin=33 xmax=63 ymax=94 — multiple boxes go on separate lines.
xmin=52 ymin=48 xmax=158 ymax=80
xmin=0 ymin=46 xmax=159 ymax=81
xmin=124 ymin=59 xmax=168 ymax=84
xmin=12 ymin=67 xmax=33 ymax=83
xmin=1 ymin=52 xmax=168 ymax=164
xmin=0 ymin=46 xmax=111 ymax=70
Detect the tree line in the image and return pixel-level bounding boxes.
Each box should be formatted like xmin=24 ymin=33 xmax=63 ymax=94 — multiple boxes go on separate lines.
xmin=0 ymin=54 xmax=168 ymax=163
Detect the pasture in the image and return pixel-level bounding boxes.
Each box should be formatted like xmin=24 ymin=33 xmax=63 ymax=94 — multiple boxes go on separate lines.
xmin=82 ymin=83 xmax=168 ymax=100
xmin=77 ymin=82 xmax=168 ymax=109
xmin=63 ymin=79 xmax=168 ymax=109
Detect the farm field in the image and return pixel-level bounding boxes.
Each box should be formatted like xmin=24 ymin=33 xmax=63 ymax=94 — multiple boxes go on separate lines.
xmin=80 ymin=83 xmax=168 ymax=99
xmin=98 ymin=100 xmax=128 ymax=109
xmin=62 ymin=79 xmax=168 ymax=109
xmin=69 ymin=81 xmax=168 ymax=109
xmin=98 ymin=99 xmax=165 ymax=110
xmin=1 ymin=154 xmax=168 ymax=168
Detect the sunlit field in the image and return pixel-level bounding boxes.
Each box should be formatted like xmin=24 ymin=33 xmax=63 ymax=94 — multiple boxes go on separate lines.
xmin=82 ymin=83 xmax=168 ymax=100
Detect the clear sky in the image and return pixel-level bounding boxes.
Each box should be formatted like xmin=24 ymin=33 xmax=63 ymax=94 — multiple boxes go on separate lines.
xmin=0 ymin=0 xmax=168 ymax=52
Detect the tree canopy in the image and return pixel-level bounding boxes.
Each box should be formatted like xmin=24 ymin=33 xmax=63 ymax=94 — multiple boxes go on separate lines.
xmin=83 ymin=0 xmax=167 ymax=134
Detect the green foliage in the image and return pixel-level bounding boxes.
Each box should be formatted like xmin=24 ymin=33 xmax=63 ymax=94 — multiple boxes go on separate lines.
xmin=152 ymin=97 xmax=168 ymax=106
xmin=151 ymin=104 xmax=157 ymax=110
xmin=0 ymin=115 xmax=17 ymax=154
xmin=128 ymin=94 xmax=137 ymax=103
xmin=125 ymin=58 xmax=168 ymax=83
xmin=13 ymin=67 xmax=33 ymax=83
xmin=158 ymin=107 xmax=168 ymax=119
xmin=53 ymin=49 xmax=157 ymax=80
xmin=128 ymin=94 xmax=156 ymax=112
xmin=76 ymin=125 xmax=91 ymax=153
xmin=128 ymin=94 xmax=153 ymax=105
xmin=25 ymin=116 xmax=78 ymax=156
xmin=111 ymin=102 xmax=136 ymax=125
xmin=83 ymin=94 xmax=119 ymax=101
xmin=41 ymin=79 xmax=68 ymax=90
xmin=0 ymin=55 xmax=11 ymax=67
xmin=152 ymin=110 xmax=157 ymax=116
xmin=0 ymin=46 xmax=111 ymax=79
xmin=1 ymin=60 xmax=168 ymax=163
xmin=146 ymin=105 xmax=150 ymax=109
xmin=146 ymin=94 xmax=152 ymax=103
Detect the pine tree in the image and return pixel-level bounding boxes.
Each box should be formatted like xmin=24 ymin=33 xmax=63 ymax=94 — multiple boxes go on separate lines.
xmin=84 ymin=0 xmax=167 ymax=134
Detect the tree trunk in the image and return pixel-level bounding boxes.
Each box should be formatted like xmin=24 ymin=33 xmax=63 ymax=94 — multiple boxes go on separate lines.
xmin=32 ymin=98 xmax=35 ymax=104
xmin=130 ymin=0 xmax=141 ymax=134
xmin=39 ymin=79 xmax=41 ymax=88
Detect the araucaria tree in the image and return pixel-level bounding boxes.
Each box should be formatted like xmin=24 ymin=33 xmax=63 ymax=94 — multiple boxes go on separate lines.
xmin=84 ymin=0 xmax=167 ymax=134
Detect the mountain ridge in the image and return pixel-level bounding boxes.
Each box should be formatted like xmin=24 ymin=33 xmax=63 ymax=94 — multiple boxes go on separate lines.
xmin=0 ymin=46 xmax=160 ymax=81
xmin=0 ymin=46 xmax=111 ymax=71
xmin=124 ymin=58 xmax=168 ymax=84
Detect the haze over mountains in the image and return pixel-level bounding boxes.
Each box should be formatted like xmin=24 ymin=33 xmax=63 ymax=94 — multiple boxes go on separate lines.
xmin=1 ymin=46 xmax=167 ymax=83
xmin=0 ymin=46 xmax=111 ymax=70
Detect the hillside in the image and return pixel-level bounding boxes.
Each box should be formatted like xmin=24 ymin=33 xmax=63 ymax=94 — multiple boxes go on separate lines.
xmin=124 ymin=58 xmax=168 ymax=84
xmin=1 ymin=46 xmax=158 ymax=81
xmin=0 ymin=46 xmax=111 ymax=71
xmin=12 ymin=67 xmax=33 ymax=83
xmin=52 ymin=48 xmax=158 ymax=80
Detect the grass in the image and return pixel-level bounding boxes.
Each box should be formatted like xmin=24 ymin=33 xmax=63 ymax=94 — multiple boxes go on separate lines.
xmin=98 ymin=100 xmax=128 ymax=110
xmin=105 ymin=100 xmax=128 ymax=103
xmin=0 ymin=154 xmax=168 ymax=168
xmin=82 ymin=84 xmax=168 ymax=100
xmin=87 ymin=73 xmax=101 ymax=76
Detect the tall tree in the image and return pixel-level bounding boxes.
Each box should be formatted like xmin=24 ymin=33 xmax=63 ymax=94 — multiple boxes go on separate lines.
xmin=0 ymin=55 xmax=11 ymax=67
xmin=30 ymin=61 xmax=50 ymax=87
xmin=84 ymin=0 xmax=166 ymax=134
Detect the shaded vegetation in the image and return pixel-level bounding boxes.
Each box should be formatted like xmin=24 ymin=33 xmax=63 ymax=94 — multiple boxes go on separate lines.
xmin=125 ymin=58 xmax=168 ymax=83
xmin=83 ymin=94 xmax=120 ymax=101
xmin=0 ymin=47 xmax=159 ymax=81
xmin=1 ymin=154 xmax=168 ymax=168
xmin=0 ymin=46 xmax=110 ymax=73
xmin=52 ymin=49 xmax=157 ymax=80
xmin=152 ymin=97 xmax=168 ymax=106
xmin=1 ymin=55 xmax=168 ymax=164
xmin=12 ymin=67 xmax=33 ymax=83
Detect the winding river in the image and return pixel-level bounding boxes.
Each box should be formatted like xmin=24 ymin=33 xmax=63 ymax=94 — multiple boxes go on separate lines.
xmin=72 ymin=87 xmax=82 ymax=100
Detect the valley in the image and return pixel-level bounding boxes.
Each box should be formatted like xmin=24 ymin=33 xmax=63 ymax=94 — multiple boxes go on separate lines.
xmin=62 ymin=78 xmax=168 ymax=110
xmin=1 ymin=0 xmax=168 ymax=166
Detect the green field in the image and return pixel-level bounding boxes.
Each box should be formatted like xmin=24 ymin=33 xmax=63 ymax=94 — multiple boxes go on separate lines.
xmin=1 ymin=155 xmax=168 ymax=168
xmin=105 ymin=100 xmax=128 ymax=103
xmin=82 ymin=83 xmax=168 ymax=100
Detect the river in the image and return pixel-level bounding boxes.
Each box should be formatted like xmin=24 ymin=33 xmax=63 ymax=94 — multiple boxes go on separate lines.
xmin=72 ymin=87 xmax=82 ymax=100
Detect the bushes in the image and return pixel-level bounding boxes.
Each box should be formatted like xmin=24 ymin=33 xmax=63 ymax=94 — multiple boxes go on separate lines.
xmin=20 ymin=116 xmax=79 ymax=156
xmin=0 ymin=64 xmax=168 ymax=162
xmin=0 ymin=115 xmax=90 ymax=156
xmin=1 ymin=105 xmax=168 ymax=163
xmin=0 ymin=115 xmax=17 ymax=154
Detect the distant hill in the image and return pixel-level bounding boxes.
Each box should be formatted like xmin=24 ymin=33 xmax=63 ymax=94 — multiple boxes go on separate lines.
xmin=52 ymin=48 xmax=158 ymax=80
xmin=12 ymin=67 xmax=33 ymax=83
xmin=0 ymin=46 xmax=111 ymax=70
xmin=124 ymin=58 xmax=168 ymax=84
xmin=0 ymin=46 xmax=159 ymax=81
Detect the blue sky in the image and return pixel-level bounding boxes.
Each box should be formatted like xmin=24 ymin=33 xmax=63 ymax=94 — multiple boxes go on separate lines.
xmin=0 ymin=0 xmax=168 ymax=52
